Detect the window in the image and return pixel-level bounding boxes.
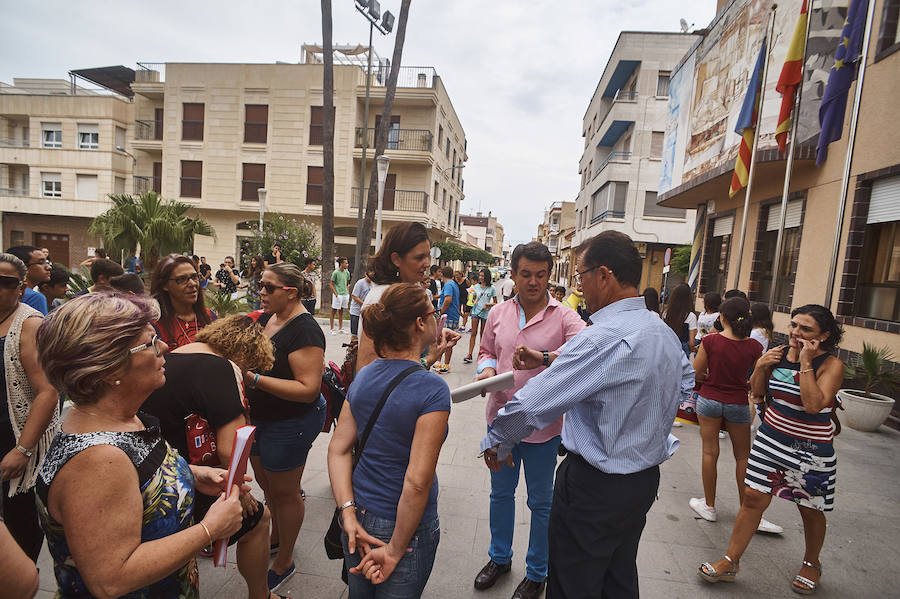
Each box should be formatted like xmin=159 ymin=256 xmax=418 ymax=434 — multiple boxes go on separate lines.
xmin=657 ymin=71 xmax=671 ymax=96
xmin=180 ymin=160 xmax=202 ymax=197
xmin=245 ymin=104 xmax=268 ymax=143
xmin=445 ymin=138 xmax=450 ymax=159
xmin=590 ymin=181 xmax=628 ymax=223
xmin=442 ymin=188 xmax=447 ymax=210
xmin=114 ymin=176 xmax=125 ymax=194
xmin=76 ymin=174 xmax=98 ymax=200
xmin=182 ymin=103 xmax=204 ymax=141
xmin=41 ymin=173 xmax=61 ymax=198
xmin=309 ymin=107 xmax=324 ymax=145
xmin=438 ymin=125 xmax=443 ymax=147
xmin=41 ymin=123 xmax=61 ymax=148
xmin=241 ymin=163 xmax=266 ymax=200
xmin=643 ymin=191 xmax=685 ymax=218
xmin=10 ymin=231 xmax=24 ymax=247
xmin=876 ymin=0 xmax=900 ymax=55
xmin=306 ymin=166 xmax=323 ymax=204
xmin=77 ymin=124 xmax=99 ymax=149
xmin=855 ymin=175 xmax=900 ymax=321
xmin=754 ymin=200 xmax=804 ymax=307
xmin=701 ymin=215 xmax=734 ymax=294
xmin=452 ymin=150 xmax=457 ymax=178
xmin=433 ymin=181 xmax=439 ymax=204
xmin=115 ymin=126 xmax=126 ymax=150
xmin=650 ymin=131 xmax=665 ymax=158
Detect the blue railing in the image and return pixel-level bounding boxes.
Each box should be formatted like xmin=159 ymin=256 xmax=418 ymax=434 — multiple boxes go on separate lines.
xmin=595 ymin=151 xmax=632 ymax=176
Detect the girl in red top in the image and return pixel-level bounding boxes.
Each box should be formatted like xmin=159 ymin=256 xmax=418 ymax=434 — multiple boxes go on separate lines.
xmin=151 ymin=254 xmax=216 ymax=349
xmin=688 ymin=297 xmax=781 ymax=533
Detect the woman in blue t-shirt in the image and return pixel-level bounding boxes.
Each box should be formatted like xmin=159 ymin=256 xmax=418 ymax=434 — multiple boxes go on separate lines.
xmin=328 ymin=283 xmax=451 ymax=597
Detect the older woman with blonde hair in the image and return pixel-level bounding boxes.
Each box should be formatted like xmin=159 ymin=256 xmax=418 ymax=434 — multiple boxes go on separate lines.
xmin=34 ymin=293 xmax=245 ymax=598
xmin=0 ymin=252 xmax=59 ymax=563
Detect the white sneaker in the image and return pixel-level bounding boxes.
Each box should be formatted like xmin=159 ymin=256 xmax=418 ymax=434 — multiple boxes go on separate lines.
xmin=339 ymin=329 xmax=348 ymax=334
xmin=718 ymin=431 xmax=727 ymax=439
xmin=757 ymin=517 xmax=784 ymax=534
xmin=330 ymin=329 xmax=338 ymax=336
xmin=689 ymin=497 xmax=717 ymax=522
xmin=672 ymin=420 xmax=683 ymax=427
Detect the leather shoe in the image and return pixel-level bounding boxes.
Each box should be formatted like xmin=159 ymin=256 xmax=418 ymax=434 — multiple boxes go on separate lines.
xmin=512 ymin=576 xmax=546 ymax=599
xmin=474 ymin=560 xmax=512 ymax=590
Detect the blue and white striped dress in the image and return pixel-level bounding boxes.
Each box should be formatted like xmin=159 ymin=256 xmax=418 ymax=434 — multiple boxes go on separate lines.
xmin=745 ymin=352 xmax=836 ymax=512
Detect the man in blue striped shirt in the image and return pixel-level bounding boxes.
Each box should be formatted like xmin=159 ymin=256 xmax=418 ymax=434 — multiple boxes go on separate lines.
xmin=481 ymin=231 xmax=693 ymax=598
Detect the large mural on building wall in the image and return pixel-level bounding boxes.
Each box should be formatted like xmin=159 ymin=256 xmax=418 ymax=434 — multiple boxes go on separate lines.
xmin=660 ymin=0 xmax=851 ymax=194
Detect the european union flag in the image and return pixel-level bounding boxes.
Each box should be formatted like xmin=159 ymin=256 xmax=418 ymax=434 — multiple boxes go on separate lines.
xmin=816 ymin=0 xmax=869 ymax=166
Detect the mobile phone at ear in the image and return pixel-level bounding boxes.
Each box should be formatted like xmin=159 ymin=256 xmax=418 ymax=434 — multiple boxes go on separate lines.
xmin=437 ymin=314 xmax=448 ymax=342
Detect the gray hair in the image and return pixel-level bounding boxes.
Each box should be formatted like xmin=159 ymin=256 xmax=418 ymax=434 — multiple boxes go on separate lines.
xmin=0 ymin=252 xmax=27 ymax=279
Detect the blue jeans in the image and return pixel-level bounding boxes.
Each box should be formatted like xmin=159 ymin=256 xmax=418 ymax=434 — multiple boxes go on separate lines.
xmin=488 ymin=429 xmax=560 ymax=582
xmin=342 ymin=509 xmax=440 ymax=599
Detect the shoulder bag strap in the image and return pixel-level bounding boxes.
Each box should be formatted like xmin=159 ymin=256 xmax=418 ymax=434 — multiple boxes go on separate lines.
xmin=353 ymin=364 xmax=423 ymax=469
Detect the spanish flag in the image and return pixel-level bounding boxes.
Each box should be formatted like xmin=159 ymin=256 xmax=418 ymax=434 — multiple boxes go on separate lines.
xmin=729 ymin=37 xmax=767 ymax=198
xmin=775 ymin=0 xmax=809 ymax=153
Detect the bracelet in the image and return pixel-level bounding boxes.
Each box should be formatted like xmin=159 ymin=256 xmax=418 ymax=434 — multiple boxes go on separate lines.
xmin=420 ymin=358 xmax=429 ymax=368
xmin=14 ymin=444 xmax=33 ymax=458
xmin=198 ymin=521 xmax=213 ymax=546
xmin=251 ymin=373 xmax=260 ymax=389
xmin=799 ymin=368 xmax=813 ymax=374
xmin=339 ymin=500 xmax=357 ymax=512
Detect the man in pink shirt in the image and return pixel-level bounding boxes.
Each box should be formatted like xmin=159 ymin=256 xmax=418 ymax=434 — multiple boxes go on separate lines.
xmin=473 ymin=242 xmax=585 ymax=599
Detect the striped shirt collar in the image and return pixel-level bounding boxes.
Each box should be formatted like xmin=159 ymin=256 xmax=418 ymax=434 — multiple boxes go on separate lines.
xmin=589 ymin=295 xmax=645 ymax=323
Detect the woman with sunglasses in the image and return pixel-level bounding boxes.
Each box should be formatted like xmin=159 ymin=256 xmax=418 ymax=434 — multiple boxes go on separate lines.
xmin=243 ymin=262 xmax=326 ymax=592
xmin=328 ymin=283 xmax=450 ymax=597
xmin=33 ymin=293 xmax=245 ymax=598
xmin=0 ymin=253 xmax=60 ymax=563
xmin=151 ymin=254 xmax=216 ymax=349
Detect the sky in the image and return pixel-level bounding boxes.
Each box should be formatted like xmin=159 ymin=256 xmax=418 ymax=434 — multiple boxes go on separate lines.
xmin=1 ymin=0 xmax=715 ymax=246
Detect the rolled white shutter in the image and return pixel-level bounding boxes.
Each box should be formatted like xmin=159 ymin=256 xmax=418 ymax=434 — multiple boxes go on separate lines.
xmin=713 ymin=215 xmax=734 ymax=237
xmin=867 ymin=175 xmax=900 ymax=224
xmin=766 ymin=199 xmax=803 ymax=231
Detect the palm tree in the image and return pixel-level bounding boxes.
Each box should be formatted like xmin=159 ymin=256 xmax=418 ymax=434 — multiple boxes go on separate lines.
xmin=89 ymin=191 xmax=215 ymax=270
xmin=320 ymin=0 xmax=336 ymax=312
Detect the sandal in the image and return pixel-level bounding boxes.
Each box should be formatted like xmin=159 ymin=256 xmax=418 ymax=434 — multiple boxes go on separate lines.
xmin=698 ymin=555 xmax=739 ymax=583
xmin=792 ymin=560 xmax=821 ymax=595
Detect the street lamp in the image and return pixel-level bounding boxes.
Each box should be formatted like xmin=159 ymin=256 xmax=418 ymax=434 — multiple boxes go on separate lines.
xmin=375 ymin=154 xmax=390 ymax=247
xmin=257 ymin=188 xmax=267 ymax=233
xmin=354 ymin=0 xmax=394 ymax=267
xmin=115 ymin=145 xmax=136 ymax=167
xmin=440 ymin=164 xmax=465 ymax=177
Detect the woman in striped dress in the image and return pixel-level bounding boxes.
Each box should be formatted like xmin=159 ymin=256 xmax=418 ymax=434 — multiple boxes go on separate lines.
xmin=698 ymin=304 xmax=844 ymax=595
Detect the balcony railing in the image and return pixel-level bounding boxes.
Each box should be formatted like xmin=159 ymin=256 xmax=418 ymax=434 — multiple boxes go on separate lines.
xmin=135 ymin=62 xmax=165 ymax=83
xmin=355 ymin=128 xmax=432 ymax=152
xmin=595 ymin=151 xmax=632 ymax=176
xmin=134 ymin=176 xmax=151 ymax=195
xmin=135 ymin=119 xmax=163 ymax=141
xmin=0 ymin=187 xmax=28 ymax=196
xmin=0 ymin=138 xmax=29 ymax=148
xmin=613 ymin=89 xmax=638 ymax=102
xmin=351 ymin=187 xmax=428 ymax=213
xmin=361 ymin=66 xmax=438 ymax=89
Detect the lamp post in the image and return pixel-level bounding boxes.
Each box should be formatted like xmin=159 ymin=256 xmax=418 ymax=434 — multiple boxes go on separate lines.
xmin=257 ymin=188 xmax=267 ymax=233
xmin=354 ymin=0 xmax=394 ymax=262
xmin=375 ymin=154 xmax=390 ymax=246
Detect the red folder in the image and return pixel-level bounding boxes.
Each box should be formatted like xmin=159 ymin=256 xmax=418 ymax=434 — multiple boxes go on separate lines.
xmin=213 ymin=425 xmax=256 ymax=567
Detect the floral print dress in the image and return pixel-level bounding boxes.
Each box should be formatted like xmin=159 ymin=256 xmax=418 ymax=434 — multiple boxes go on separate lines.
xmin=35 ymin=413 xmax=199 ymax=598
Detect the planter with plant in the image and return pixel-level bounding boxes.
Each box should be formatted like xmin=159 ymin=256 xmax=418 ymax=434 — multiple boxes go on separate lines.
xmin=837 ymin=343 xmax=899 ymax=432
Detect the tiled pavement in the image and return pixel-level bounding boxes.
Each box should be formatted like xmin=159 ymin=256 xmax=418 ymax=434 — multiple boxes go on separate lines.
xmin=36 ymin=322 xmax=900 ymax=598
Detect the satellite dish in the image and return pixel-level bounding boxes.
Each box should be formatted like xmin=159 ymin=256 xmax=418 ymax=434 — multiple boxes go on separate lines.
xmin=680 ymin=18 xmax=690 ymax=33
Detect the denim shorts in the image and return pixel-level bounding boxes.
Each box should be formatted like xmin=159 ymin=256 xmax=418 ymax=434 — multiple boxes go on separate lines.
xmin=250 ymin=395 xmax=326 ymax=472
xmin=695 ymin=394 xmax=752 ymax=424
xmin=446 ymin=320 xmax=459 ymax=330
xmin=342 ymin=508 xmax=440 ymax=599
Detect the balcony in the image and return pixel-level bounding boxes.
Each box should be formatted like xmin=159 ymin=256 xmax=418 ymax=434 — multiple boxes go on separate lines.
xmin=0 ymin=138 xmax=29 ymax=148
xmin=549 ymin=223 xmax=560 ymax=233
xmin=135 ymin=119 xmax=163 ymax=141
xmin=132 ymin=63 xmax=165 ymax=99
xmin=351 ymin=187 xmax=428 ymax=213
xmin=355 ymin=128 xmax=432 ymax=152
xmin=359 ymin=66 xmax=437 ymax=89
xmin=0 ymin=187 xmax=28 ymax=197
xmin=134 ymin=176 xmax=151 ymax=195
xmin=595 ymin=151 xmax=632 ymax=177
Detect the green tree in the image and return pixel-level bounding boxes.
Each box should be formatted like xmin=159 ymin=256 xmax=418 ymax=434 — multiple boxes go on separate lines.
xmin=239 ymin=213 xmax=320 ymax=269
xmin=670 ymin=245 xmax=692 ymax=276
xmin=433 ymin=241 xmax=462 ymax=263
xmin=89 ymin=191 xmax=215 ymax=270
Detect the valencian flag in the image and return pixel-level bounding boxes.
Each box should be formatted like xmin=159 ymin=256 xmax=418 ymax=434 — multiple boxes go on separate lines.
xmin=729 ymin=37 xmax=767 ymax=198
xmin=775 ymin=0 xmax=808 ymax=152
xmin=817 ymin=0 xmax=869 ymax=166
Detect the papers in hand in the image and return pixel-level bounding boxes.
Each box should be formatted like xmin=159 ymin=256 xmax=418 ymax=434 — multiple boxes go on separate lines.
xmin=213 ymin=425 xmax=256 ymax=567
xmin=450 ymin=370 xmax=515 ymax=403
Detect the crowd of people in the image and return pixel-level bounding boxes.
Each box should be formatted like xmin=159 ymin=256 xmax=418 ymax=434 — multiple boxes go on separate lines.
xmin=0 ymin=227 xmax=848 ymax=599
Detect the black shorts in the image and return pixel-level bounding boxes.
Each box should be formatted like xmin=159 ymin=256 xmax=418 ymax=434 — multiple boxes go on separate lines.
xmin=195 ymin=494 xmax=265 ymax=546
xmin=462 ymin=303 xmax=472 ymax=314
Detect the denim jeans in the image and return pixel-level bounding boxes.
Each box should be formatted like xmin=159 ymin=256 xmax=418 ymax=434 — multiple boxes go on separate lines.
xmin=488 ymin=429 xmax=560 ymax=582
xmin=342 ymin=508 xmax=440 ymax=599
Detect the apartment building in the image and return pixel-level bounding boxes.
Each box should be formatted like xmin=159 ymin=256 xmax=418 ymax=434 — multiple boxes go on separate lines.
xmin=573 ymin=31 xmax=699 ymax=292
xmin=534 ymin=201 xmax=576 ymax=284
xmin=128 ymin=47 xmax=468 ymax=265
xmin=657 ymin=0 xmax=899 ymax=419
xmin=459 ymin=211 xmax=505 ymax=261
xmin=0 ymin=77 xmax=133 ymax=267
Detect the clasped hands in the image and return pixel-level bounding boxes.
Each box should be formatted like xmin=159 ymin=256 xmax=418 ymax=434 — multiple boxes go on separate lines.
xmin=341 ymin=509 xmax=405 ymax=585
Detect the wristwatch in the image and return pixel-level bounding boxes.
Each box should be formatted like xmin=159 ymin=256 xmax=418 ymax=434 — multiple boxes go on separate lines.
xmin=542 ymin=350 xmax=550 ymax=367
xmin=14 ymin=444 xmax=33 ymax=458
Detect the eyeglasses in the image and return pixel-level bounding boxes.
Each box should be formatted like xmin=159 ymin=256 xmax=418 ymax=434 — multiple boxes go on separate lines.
xmin=0 ymin=275 xmax=22 ymax=290
xmin=574 ymin=265 xmax=605 ymax=285
xmin=28 ymin=259 xmax=48 ymax=267
xmin=169 ymin=273 xmax=201 ymax=286
xmin=260 ymin=283 xmax=298 ymax=294
xmin=129 ymin=334 xmax=163 ymax=357
xmin=421 ymin=309 xmax=437 ymax=319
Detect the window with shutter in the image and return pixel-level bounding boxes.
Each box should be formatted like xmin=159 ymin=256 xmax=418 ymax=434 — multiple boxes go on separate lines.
xmin=182 ymin=103 xmax=204 ymax=141
xmin=657 ymin=72 xmax=670 ymax=96
xmin=41 ymin=123 xmax=62 ymax=148
xmin=244 ymin=105 xmax=268 ymax=143
xmin=41 ymin=172 xmax=62 ymax=198
xmin=180 ymin=160 xmax=202 ymax=197
xmin=241 ymin=163 xmax=266 ymax=200
xmin=306 ymin=166 xmax=323 ymax=204
xmin=650 ymin=131 xmax=664 ymax=158
xmin=855 ymin=175 xmax=900 ymax=321
xmin=76 ymin=174 xmax=98 ymax=200
xmin=643 ymin=191 xmax=686 ymax=218
xmin=77 ymin=124 xmax=99 ymax=150
xmin=309 ymin=107 xmax=324 ymax=145
xmin=753 ymin=201 xmax=805 ymax=306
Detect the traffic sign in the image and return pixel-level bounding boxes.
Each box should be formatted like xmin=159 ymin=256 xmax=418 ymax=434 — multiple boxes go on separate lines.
xmin=430 ymin=246 xmax=442 ymax=260
xmin=662 ymin=265 xmax=671 ymax=274
xmin=664 ymin=247 xmax=672 ymax=267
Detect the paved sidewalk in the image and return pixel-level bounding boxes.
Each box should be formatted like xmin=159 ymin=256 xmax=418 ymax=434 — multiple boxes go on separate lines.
xmin=36 ymin=323 xmax=900 ymax=598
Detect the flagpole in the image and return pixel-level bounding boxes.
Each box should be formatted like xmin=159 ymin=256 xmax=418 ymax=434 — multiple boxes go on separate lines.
xmin=823 ymin=0 xmax=877 ymax=311
xmin=733 ymin=5 xmax=777 ymax=289
xmin=769 ymin=0 xmax=814 ymax=310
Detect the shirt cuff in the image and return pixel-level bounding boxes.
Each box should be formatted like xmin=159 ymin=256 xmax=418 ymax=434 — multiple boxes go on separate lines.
xmin=476 ymin=359 xmax=497 ymax=375
xmin=479 ymin=431 xmax=513 ymax=462
xmin=665 ymin=433 xmax=680 ymax=459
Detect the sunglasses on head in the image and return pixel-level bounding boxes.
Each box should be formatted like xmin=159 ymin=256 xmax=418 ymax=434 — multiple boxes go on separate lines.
xmin=261 ymin=283 xmax=298 ymax=294
xmin=0 ymin=275 xmax=23 ymax=290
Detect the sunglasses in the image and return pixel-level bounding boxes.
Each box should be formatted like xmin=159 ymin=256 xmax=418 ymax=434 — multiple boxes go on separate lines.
xmin=261 ymin=283 xmax=298 ymax=294
xmin=129 ymin=333 xmax=164 ymax=357
xmin=0 ymin=275 xmax=22 ymax=290
xmin=169 ymin=273 xmax=200 ymax=286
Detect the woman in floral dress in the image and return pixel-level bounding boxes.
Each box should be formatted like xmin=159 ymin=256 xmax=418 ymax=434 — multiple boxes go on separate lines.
xmin=698 ymin=304 xmax=845 ymax=595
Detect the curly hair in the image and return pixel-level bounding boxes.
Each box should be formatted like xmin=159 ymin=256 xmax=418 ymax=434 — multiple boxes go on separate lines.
xmin=194 ymin=314 xmax=274 ymax=372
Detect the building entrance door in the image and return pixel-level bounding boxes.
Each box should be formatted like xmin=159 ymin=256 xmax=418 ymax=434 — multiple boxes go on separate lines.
xmin=34 ymin=233 xmax=70 ymax=267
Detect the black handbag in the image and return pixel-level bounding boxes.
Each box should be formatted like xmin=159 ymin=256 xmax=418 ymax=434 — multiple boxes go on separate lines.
xmin=323 ymin=364 xmax=423 ymax=561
